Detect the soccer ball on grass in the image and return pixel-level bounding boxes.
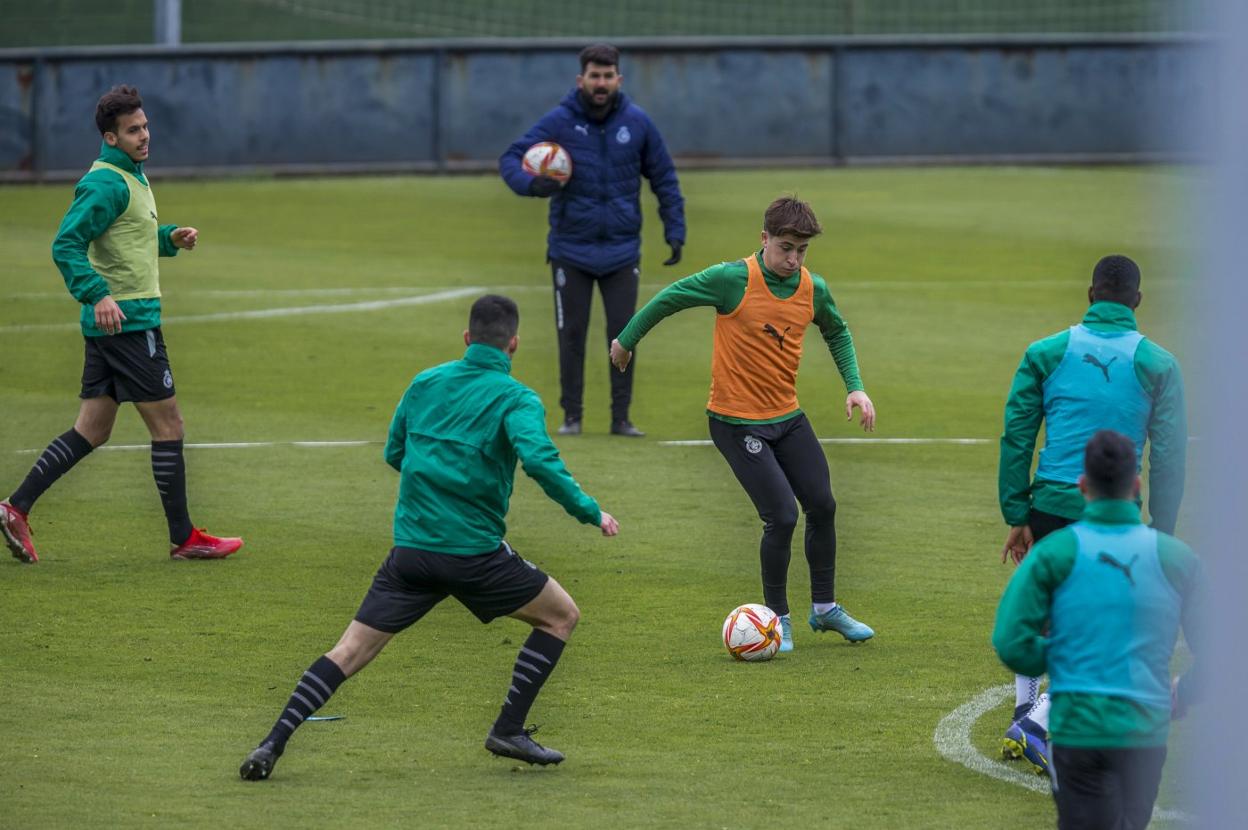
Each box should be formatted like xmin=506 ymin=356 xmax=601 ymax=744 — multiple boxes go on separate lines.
xmin=722 ymin=603 xmax=781 ymax=662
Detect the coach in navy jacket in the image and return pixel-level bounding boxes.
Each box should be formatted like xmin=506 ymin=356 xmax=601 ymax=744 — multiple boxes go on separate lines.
xmin=500 ymin=43 xmax=685 ymax=439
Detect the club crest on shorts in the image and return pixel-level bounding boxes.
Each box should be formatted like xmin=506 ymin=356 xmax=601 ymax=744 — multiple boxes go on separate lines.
xmin=163 ymin=370 xmax=173 ymax=389
xmin=744 ymin=435 xmax=762 ymax=454
xmin=556 ymin=267 xmax=567 ymax=288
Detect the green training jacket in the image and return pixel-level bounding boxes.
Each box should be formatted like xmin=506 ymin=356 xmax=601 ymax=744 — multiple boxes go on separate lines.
xmin=616 ymin=252 xmax=863 ymax=425
xmin=992 ymin=499 xmax=1202 ymax=748
xmin=998 ymin=302 xmax=1186 ymax=532
xmin=51 ymin=142 xmax=181 ymax=337
xmin=384 ymin=343 xmax=602 ymax=555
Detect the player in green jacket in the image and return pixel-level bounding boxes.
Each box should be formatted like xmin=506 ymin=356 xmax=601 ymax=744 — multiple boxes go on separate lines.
xmin=996 ymin=255 xmax=1187 ymax=770
xmin=0 ymin=85 xmax=242 ymax=563
xmin=993 ymin=430 xmax=1201 ymax=827
xmin=240 ymin=296 xmax=620 ymax=780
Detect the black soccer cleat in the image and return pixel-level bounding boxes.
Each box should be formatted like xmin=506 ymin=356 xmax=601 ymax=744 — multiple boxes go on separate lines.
xmin=609 ymin=419 xmax=645 ymax=438
xmin=239 ymin=742 xmax=281 ymax=781
xmin=485 ymin=725 xmax=565 ymax=766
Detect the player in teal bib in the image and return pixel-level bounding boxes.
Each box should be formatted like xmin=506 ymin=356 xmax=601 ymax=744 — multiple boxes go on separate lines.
xmin=0 ymin=85 xmax=242 ymax=564
xmin=994 ymin=430 xmax=1201 ymax=828
xmin=994 ymin=255 xmax=1187 ymax=769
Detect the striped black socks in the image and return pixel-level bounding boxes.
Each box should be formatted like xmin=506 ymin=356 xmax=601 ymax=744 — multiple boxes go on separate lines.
xmin=10 ymin=429 xmax=94 ymax=513
xmin=151 ymin=440 xmax=193 ymax=545
xmin=263 ymin=655 xmax=347 ymax=754
xmin=493 ymin=629 xmax=567 ymax=736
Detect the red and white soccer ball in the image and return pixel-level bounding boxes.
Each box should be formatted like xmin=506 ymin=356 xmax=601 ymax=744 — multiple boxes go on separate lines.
xmin=722 ymin=603 xmax=781 ymax=662
xmin=521 ymin=141 xmax=573 ymax=184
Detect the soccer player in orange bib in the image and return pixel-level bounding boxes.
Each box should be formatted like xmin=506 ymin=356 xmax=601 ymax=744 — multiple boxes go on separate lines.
xmin=610 ymin=196 xmax=876 ymax=651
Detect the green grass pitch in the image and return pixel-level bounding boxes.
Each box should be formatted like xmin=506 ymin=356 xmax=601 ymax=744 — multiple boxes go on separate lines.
xmin=0 ymin=166 xmax=1198 ymax=827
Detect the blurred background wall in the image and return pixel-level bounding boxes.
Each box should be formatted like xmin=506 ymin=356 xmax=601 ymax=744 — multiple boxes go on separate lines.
xmin=0 ymin=1 xmax=1212 ymax=179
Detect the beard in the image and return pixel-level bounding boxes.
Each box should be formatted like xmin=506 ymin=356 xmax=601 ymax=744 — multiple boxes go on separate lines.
xmin=579 ymin=88 xmax=619 ymax=120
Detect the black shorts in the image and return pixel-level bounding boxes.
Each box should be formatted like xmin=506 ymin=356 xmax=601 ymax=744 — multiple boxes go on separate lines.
xmin=354 ymin=543 xmax=550 ymax=633
xmin=80 ymin=328 xmax=176 ymax=403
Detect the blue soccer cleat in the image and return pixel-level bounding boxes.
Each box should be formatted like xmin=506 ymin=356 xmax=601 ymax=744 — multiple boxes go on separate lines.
xmin=1002 ymin=719 xmax=1051 ymax=776
xmin=808 ymin=605 xmax=875 ymax=642
xmin=778 ymin=614 xmax=794 ymax=652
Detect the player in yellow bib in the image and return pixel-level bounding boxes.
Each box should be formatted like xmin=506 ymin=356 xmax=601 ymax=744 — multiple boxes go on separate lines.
xmin=610 ymin=197 xmax=877 ymax=651
xmin=0 ymin=85 xmax=242 ymax=563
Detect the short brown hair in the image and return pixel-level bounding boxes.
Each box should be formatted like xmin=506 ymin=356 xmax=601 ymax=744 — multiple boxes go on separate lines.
xmin=579 ymin=43 xmax=620 ymax=72
xmin=763 ymin=197 xmax=822 ymax=239
xmin=95 ymin=85 xmax=143 ymax=136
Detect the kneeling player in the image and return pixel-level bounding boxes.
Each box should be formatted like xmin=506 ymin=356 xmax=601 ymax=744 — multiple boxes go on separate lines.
xmin=239 ymin=295 xmax=619 ymax=779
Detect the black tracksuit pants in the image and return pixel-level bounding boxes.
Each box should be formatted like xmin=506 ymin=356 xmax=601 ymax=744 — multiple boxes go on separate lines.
xmin=550 ymin=259 xmax=638 ymax=423
xmin=709 ymin=414 xmax=838 ymax=618
xmin=1052 ymin=745 xmax=1167 ymax=830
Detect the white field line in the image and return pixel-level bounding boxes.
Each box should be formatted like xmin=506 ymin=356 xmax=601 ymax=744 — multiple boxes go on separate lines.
xmin=14 ymin=437 xmax=992 ymax=454
xmin=0 ymin=287 xmax=483 ymax=334
xmin=660 ymin=437 xmax=993 ymax=447
xmin=13 ymin=276 xmax=1185 ymax=303
xmin=15 ymin=440 xmax=379 ymax=454
xmin=934 ymin=684 xmax=1191 ymax=824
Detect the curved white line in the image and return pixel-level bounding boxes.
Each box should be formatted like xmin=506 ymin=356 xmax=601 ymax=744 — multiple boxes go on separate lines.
xmin=0 ymin=287 xmax=483 ymax=334
xmin=934 ymin=684 xmax=1191 ymax=823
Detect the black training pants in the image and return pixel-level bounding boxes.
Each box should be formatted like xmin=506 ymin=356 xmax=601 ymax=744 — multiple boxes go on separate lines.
xmin=1052 ymin=744 xmax=1167 ymax=830
xmin=709 ymin=414 xmax=837 ymax=617
xmin=550 ymin=259 xmax=639 ymax=422
xmin=1030 ymin=509 xmax=1076 ymax=544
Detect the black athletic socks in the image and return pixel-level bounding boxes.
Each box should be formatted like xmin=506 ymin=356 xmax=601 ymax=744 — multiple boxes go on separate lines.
xmin=151 ymin=439 xmax=193 ymax=545
xmin=493 ymin=629 xmax=567 ymax=735
xmin=263 ymin=655 xmax=347 ymax=754
xmin=9 ymin=429 xmax=94 ymax=513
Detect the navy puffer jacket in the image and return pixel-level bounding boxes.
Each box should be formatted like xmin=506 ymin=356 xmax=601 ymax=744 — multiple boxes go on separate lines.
xmin=500 ymin=89 xmax=685 ymax=275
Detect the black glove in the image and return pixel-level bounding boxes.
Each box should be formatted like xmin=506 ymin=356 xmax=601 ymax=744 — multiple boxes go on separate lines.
xmin=662 ymin=241 xmax=683 ymax=266
xmin=528 ymin=176 xmax=562 ymax=197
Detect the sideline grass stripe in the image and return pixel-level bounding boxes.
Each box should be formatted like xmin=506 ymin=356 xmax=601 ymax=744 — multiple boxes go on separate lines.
xmin=934 ymin=684 xmax=1192 ymax=823
xmin=0 ymin=287 xmax=483 ymax=334
xmin=660 ymin=437 xmax=993 ymax=446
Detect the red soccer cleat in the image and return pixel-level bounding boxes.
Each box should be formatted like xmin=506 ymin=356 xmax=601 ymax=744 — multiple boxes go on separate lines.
xmin=170 ymin=527 xmax=244 ymax=560
xmin=0 ymin=500 xmax=37 ymax=563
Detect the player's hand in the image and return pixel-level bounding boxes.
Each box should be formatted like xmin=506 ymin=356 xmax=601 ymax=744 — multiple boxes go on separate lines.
xmin=1001 ymin=525 xmax=1035 ymax=565
xmin=662 ymin=241 xmax=683 ymax=266
xmin=171 ymin=226 xmax=199 ymax=250
xmin=93 ymin=296 xmax=126 ymax=335
xmin=529 ymin=176 xmax=562 ymax=198
xmin=846 ymin=390 xmax=875 ymax=431
xmin=1171 ymin=675 xmax=1188 ymax=720
xmin=599 ymin=511 xmax=620 ymax=537
xmin=609 ymin=339 xmax=632 ymax=373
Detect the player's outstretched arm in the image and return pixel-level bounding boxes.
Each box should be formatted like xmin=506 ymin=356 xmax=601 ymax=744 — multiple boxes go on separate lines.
xmin=846 ymin=390 xmax=875 ymax=432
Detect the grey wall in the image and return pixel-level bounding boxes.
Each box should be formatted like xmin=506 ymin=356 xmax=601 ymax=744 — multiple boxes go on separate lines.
xmin=0 ymin=35 xmax=1210 ymax=180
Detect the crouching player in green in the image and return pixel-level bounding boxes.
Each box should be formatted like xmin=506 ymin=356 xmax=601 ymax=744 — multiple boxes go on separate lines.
xmin=609 ymin=196 xmax=875 ymax=653
xmin=240 ymin=296 xmax=619 ymax=780
xmin=993 ymin=430 xmax=1201 ymax=828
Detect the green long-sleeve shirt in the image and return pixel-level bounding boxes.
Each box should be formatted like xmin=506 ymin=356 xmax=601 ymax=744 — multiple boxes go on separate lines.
xmin=51 ymin=142 xmax=180 ymax=337
xmin=385 ymin=343 xmax=602 ymax=555
xmin=998 ymin=302 xmax=1186 ymax=531
xmin=992 ymin=499 xmax=1202 ymax=748
xmin=617 ymin=252 xmax=864 ymax=425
